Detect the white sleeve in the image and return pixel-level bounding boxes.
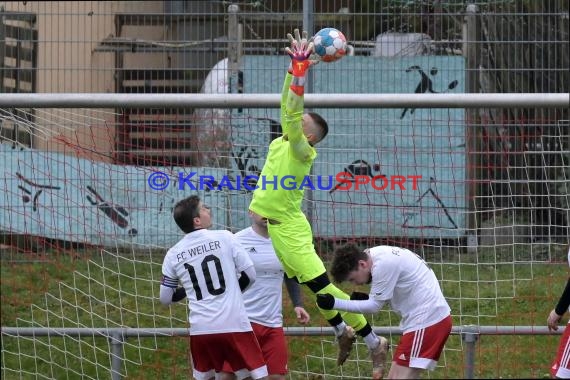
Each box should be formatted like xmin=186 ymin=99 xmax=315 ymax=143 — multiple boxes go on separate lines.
xmin=333 ymin=298 xmax=385 ymax=314
xmin=159 ymin=285 xmax=175 ymax=306
xmin=161 ymin=251 xmax=177 ymax=280
xmin=229 ymin=232 xmax=254 ymax=272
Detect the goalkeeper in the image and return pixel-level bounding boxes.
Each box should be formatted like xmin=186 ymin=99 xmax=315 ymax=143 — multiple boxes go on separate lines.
xmin=248 ymin=29 xmax=388 ymax=379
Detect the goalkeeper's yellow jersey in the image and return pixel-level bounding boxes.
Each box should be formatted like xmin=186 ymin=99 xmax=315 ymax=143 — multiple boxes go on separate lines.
xmin=249 ymin=72 xmax=317 ymax=222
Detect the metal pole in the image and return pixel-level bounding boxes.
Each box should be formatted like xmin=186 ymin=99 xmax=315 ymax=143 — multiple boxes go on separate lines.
xmin=227 ymin=4 xmax=240 ymax=96
xmin=465 ymin=3 xmax=480 ymax=252
xmin=303 ymin=0 xmax=315 ymax=96
xmin=1 ymin=325 xmax=561 ymax=337
xmin=0 ymin=93 xmax=568 ymax=109
xmin=0 ymin=11 xmax=6 ymax=94
xmin=461 ymin=325 xmax=479 ymax=379
xmin=302 ymin=0 xmax=315 ymax=228
xmin=109 ymin=330 xmax=125 ymax=380
xmin=227 ymin=3 xmax=242 ymax=231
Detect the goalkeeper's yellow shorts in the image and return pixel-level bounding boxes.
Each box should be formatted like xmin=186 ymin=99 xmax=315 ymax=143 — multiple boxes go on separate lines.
xmin=267 ymin=213 xmax=326 ymax=283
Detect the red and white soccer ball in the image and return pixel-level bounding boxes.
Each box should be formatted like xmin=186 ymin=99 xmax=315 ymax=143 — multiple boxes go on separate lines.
xmin=313 ymin=27 xmax=347 ymax=63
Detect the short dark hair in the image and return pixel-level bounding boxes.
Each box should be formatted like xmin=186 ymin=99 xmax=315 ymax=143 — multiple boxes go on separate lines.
xmin=330 ymin=243 xmax=368 ymax=282
xmin=173 ymin=195 xmax=201 ymax=233
xmin=308 ymin=112 xmax=328 ymax=142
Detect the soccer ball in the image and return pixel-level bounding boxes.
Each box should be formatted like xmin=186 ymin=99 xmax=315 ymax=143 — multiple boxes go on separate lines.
xmin=313 ymin=27 xmax=347 ymax=63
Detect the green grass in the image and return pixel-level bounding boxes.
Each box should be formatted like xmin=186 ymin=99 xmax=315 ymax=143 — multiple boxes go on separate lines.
xmin=1 ymin=244 xmax=568 ymax=379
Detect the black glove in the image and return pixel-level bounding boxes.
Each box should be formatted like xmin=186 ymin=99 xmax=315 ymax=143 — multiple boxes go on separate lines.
xmin=316 ymin=293 xmax=335 ymax=310
xmin=350 ymin=291 xmax=369 ymax=301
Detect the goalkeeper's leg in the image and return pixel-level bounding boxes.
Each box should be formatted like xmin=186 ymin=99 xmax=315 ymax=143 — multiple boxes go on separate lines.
xmin=303 ymin=273 xmax=368 ymax=330
xmin=303 ymin=272 xmax=387 ymax=374
xmin=267 ymin=221 xmax=388 ymax=374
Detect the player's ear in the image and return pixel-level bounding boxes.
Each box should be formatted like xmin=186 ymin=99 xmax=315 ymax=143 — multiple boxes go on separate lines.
xmin=305 ymin=132 xmax=316 ymax=144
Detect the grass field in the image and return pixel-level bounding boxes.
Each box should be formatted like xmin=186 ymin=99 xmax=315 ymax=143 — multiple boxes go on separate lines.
xmin=1 ymin=243 xmax=567 ymax=379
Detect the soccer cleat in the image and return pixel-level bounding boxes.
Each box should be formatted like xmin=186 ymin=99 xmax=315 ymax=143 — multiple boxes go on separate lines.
xmin=370 ymin=336 xmax=389 ymax=379
xmin=336 ymin=325 xmax=356 ymax=366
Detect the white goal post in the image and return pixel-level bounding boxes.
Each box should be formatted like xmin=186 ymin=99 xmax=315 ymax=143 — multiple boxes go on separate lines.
xmin=1 ymin=93 xmax=568 ymax=380
xmin=0 ymin=93 xmax=568 ymax=108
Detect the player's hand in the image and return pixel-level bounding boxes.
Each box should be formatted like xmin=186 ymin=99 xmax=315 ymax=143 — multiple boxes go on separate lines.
xmin=287 ymin=52 xmax=321 ymax=74
xmin=316 ymin=293 xmax=335 ymax=310
xmin=548 ymin=309 xmax=562 ymax=332
xmin=350 ymin=291 xmax=370 ymax=301
xmin=285 ymin=29 xmax=318 ymax=76
xmin=294 ymin=306 xmax=311 ymax=324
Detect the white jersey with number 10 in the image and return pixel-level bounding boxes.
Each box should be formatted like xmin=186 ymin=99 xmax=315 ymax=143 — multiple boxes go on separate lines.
xmin=161 ymin=229 xmax=254 ymax=335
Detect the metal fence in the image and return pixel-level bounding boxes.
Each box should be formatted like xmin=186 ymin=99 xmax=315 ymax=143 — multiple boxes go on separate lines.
xmin=1 ymin=1 xmax=569 ymax=379
xmin=1 ymin=325 xmax=563 ymax=380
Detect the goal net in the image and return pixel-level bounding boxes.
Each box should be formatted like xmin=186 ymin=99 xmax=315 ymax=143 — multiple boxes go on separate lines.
xmin=1 ymin=1 xmax=569 ymax=379
xmin=1 ymin=93 xmax=568 ymax=379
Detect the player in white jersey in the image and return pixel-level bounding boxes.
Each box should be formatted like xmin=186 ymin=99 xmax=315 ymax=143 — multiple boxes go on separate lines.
xmin=317 ymin=244 xmax=452 ymax=379
xmin=221 ymin=211 xmax=310 ymax=380
xmin=547 ymin=245 xmax=570 ymax=379
xmin=159 ymin=195 xmax=268 ymax=380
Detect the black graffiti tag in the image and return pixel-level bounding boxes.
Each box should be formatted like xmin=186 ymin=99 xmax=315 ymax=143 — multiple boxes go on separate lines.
xmin=231 ymin=146 xmax=261 ymax=190
xmin=86 ymin=185 xmax=138 ymax=236
xmin=329 ymin=159 xmax=377 ymax=194
xmin=16 ymin=172 xmax=61 ymax=212
xmin=402 ymin=177 xmax=458 ymax=229
xmin=400 ymin=65 xmax=458 ymax=119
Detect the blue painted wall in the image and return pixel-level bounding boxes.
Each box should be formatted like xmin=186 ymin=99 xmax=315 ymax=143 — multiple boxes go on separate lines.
xmin=1 ymin=55 xmax=466 ymax=247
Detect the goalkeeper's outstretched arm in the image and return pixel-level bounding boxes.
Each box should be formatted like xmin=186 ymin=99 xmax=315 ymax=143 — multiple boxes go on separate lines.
xmin=280 ymin=72 xmax=293 ymax=136
xmin=284 ymin=29 xmax=317 ymax=162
